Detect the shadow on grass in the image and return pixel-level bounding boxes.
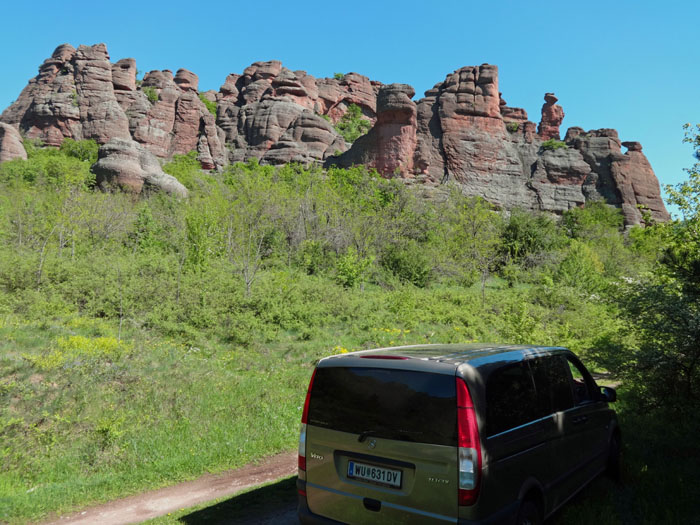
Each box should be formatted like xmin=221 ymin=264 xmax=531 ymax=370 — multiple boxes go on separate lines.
xmin=179 ymin=476 xmax=298 ymax=524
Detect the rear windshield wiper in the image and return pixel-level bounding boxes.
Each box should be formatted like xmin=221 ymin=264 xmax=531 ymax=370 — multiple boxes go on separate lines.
xmin=358 ymin=428 xmax=424 ymax=442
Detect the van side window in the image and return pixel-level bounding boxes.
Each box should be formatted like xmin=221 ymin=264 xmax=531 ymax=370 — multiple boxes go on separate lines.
xmin=566 ymin=357 xmax=595 ymax=405
xmin=529 ymin=356 xmax=574 ymax=414
xmin=486 ymin=363 xmax=539 ymax=436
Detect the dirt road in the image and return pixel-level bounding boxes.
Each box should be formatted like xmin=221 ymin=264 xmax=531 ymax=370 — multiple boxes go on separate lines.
xmin=43 ymin=452 xmax=298 ymax=525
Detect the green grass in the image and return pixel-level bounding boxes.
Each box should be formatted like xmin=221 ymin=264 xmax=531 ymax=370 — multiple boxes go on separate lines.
xmin=0 ymin=316 xmax=309 ymax=523
xmin=1 ymin=290 xmax=697 ymax=522
xmin=0 ymin=273 xmax=621 ymax=522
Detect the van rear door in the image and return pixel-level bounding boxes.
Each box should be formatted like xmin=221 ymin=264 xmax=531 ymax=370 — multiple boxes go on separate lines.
xmin=305 ymin=366 xmax=459 ymax=524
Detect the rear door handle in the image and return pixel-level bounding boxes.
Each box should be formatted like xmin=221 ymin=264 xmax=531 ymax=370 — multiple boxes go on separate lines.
xmin=573 ymin=415 xmax=588 ymax=425
xmin=363 ymin=498 xmax=381 ymax=512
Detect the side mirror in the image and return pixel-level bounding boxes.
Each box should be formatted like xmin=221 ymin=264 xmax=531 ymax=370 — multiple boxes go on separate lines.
xmin=600 ymin=386 xmax=617 ymax=403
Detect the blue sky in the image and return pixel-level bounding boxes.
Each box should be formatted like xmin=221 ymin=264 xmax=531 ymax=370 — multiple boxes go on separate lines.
xmin=1 ymin=0 xmax=697 ymax=214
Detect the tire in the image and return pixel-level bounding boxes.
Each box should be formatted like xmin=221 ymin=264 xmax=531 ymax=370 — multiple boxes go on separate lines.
xmin=516 ymin=500 xmax=542 ymax=525
xmin=606 ymin=434 xmax=622 ymax=481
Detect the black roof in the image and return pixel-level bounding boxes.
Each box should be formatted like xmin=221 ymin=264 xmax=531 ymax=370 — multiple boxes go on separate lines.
xmin=322 ymin=343 xmax=568 ymax=370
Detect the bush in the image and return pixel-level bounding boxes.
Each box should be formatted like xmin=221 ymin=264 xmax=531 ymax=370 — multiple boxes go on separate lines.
xmin=163 ymin=151 xmax=202 ymax=187
xmin=506 ymin=122 xmax=519 ymax=133
xmin=502 ymin=208 xmax=563 ymax=267
xmin=142 ymin=86 xmax=159 ymax=104
xmin=0 ymin=144 xmax=95 ymax=188
xmin=198 ymin=93 xmax=217 ymax=116
xmin=541 ymin=139 xmax=568 ymax=151
xmin=335 ymin=247 xmax=373 ymax=287
xmin=380 ymin=241 xmax=431 ymax=287
xmin=556 ymin=240 xmax=604 ymax=291
xmin=335 ymin=104 xmax=371 ymax=143
xmin=295 ymin=240 xmax=330 ymax=275
xmin=59 ymin=138 xmax=99 ymax=164
xmin=562 ymin=201 xmax=624 ymax=239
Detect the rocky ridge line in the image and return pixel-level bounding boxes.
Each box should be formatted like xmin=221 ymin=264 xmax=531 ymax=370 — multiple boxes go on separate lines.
xmin=0 ymin=43 xmax=669 ymax=225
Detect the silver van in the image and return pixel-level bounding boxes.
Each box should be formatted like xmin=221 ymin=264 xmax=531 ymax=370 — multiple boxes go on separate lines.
xmin=297 ymin=344 xmax=619 ymax=524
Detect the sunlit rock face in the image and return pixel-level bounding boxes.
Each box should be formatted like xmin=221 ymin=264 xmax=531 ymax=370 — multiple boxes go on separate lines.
xmin=0 ymin=44 xmax=669 ymax=224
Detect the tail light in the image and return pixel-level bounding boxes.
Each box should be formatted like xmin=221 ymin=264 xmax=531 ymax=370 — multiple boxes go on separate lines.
xmin=298 ymin=368 xmax=317 ymax=473
xmin=456 ymin=377 xmax=481 ymax=506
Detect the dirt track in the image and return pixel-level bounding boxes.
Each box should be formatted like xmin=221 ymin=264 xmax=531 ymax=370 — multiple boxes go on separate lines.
xmin=43 ymin=452 xmax=297 ymax=525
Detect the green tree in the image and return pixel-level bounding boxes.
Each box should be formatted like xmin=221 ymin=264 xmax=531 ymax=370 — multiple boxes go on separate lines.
xmin=436 ymin=190 xmax=504 ymax=300
xmin=221 ymin=165 xmax=281 ymax=295
xmin=502 ymin=208 xmax=563 ymax=267
xmin=595 ymin=124 xmax=700 ymax=411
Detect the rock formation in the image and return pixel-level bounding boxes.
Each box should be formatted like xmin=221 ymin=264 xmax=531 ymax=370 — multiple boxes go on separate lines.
xmin=92 ymin=138 xmax=188 ymax=197
xmin=538 ymin=93 xmax=565 ymax=140
xmin=0 ymin=42 xmax=670 ymax=224
xmin=0 ymin=123 xmax=27 ymax=162
xmin=331 ymin=84 xmax=417 ymax=176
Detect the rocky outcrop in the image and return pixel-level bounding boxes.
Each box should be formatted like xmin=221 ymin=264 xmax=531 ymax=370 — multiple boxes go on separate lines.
xmin=561 ymin=128 xmax=670 ymax=224
xmin=1 ymin=44 xmax=228 ymax=170
xmin=92 ymin=138 xmax=188 ymax=197
xmin=329 ymin=84 xmax=417 ymax=176
xmin=0 ymin=44 xmax=131 ymax=147
xmin=411 ymin=65 xmax=536 ymax=208
xmin=214 ymin=62 xmax=380 ymax=164
xmin=0 ymin=43 xmax=670 ymax=225
xmin=336 ymin=66 xmax=669 ymax=224
xmin=538 ymin=93 xmax=564 ymax=140
xmin=0 ymin=123 xmax=27 ymax=162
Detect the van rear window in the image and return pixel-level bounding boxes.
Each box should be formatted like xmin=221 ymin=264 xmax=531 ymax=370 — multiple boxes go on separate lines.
xmin=307 ymin=367 xmax=457 ymax=447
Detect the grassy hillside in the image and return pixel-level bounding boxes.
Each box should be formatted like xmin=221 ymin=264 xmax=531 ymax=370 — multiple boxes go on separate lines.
xmin=0 ymin=139 xmax=698 ymax=522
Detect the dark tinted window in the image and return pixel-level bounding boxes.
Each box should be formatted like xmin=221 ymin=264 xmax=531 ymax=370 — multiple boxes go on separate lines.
xmin=486 ymin=362 xmax=541 ymax=436
xmin=530 ymin=356 xmax=574 ymax=414
xmin=566 ymin=357 xmax=596 ymax=404
xmin=308 ymin=367 xmax=457 ymax=446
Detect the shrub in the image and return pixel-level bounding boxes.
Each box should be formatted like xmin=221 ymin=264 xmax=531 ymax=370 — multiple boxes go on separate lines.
xmin=541 ymin=139 xmax=567 ymax=151
xmin=142 ymin=86 xmax=159 ymax=104
xmin=506 ymin=122 xmax=519 ymax=132
xmin=561 ymin=201 xmax=623 ymax=240
xmin=335 ymin=104 xmax=371 ymax=143
xmin=295 ymin=240 xmax=329 ymax=275
xmin=556 ymin=239 xmax=604 ymax=291
xmin=502 ymin=208 xmax=563 ymax=267
xmin=163 ymin=150 xmax=201 ymax=186
xmin=333 ymin=72 xmax=345 ymax=80
xmin=380 ymin=241 xmax=431 ymax=287
xmin=198 ymin=93 xmax=217 ymax=116
xmin=0 ymin=144 xmax=95 ymax=188
xmin=335 ymin=247 xmax=373 ymax=287
xmin=59 ymin=138 xmax=99 ymax=164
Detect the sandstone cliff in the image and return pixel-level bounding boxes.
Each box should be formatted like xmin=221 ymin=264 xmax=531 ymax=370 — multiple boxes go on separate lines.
xmin=0 ymin=43 xmax=669 ymax=225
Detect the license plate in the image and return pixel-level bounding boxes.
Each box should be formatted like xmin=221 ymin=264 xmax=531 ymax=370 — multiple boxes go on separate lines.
xmin=347 ymin=460 xmax=402 ymax=488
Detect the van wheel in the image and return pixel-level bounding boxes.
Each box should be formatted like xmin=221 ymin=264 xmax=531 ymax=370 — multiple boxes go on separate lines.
xmin=606 ymin=434 xmax=621 ymax=481
xmin=516 ymin=500 xmax=541 ymax=525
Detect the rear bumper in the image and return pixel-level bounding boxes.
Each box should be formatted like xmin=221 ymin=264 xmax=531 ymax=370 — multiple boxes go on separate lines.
xmin=298 ymin=479 xmax=345 ymax=524
xmin=297 ymin=479 xmax=519 ymax=525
